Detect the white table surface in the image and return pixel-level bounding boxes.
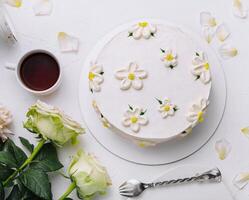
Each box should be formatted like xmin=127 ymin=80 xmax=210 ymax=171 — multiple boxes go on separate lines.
xmin=1 ymin=0 xmax=249 ymax=199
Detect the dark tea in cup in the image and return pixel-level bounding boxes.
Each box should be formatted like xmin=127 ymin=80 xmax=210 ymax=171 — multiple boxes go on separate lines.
xmin=19 ymin=52 xmax=60 ymax=91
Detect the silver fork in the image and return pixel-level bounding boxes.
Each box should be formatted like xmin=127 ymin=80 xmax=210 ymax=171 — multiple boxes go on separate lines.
xmin=119 ymin=168 xmax=222 ymax=198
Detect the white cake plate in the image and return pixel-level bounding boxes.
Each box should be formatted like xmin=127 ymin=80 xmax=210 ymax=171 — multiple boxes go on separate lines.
xmin=128 ymin=165 xmax=234 ymax=200
xmin=78 ymin=20 xmax=227 ymax=165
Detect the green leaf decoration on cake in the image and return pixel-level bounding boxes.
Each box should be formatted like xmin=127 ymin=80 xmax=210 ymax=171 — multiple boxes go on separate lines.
xmin=160 ymin=48 xmax=165 ymax=53
xmin=128 ymin=105 xmax=134 ymax=111
xmin=195 ymin=75 xmax=201 ymax=80
xmin=173 ymin=106 xmax=179 ymax=112
xmin=128 ymin=32 xmax=133 ymax=37
xmin=195 ymin=52 xmax=200 ymax=56
xmin=140 ymin=109 xmax=147 ymax=116
xmin=156 ymin=98 xmax=163 ymax=105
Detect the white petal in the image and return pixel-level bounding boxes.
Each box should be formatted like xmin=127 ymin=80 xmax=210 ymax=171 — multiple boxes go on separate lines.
xmin=57 ymin=32 xmax=79 ymax=53
xmin=138 ymin=117 xmax=148 ymax=125
xmin=133 ymin=28 xmax=143 ymax=40
xmin=132 ymin=78 xmax=143 ymax=90
xmin=216 ymin=24 xmax=230 ymax=42
xmin=129 ymin=62 xmax=138 ymax=72
xmin=219 ymin=44 xmax=238 ymax=59
xmin=130 ymin=123 xmax=140 ymax=133
xmin=93 ymin=74 xmax=104 ymax=84
xmin=122 ymin=117 xmax=131 ymax=127
xmin=115 ymin=69 xmax=129 ymax=80
xmin=202 ymin=27 xmax=215 ymax=43
xmin=241 ymin=127 xmax=249 ymax=137
xmin=200 ymin=70 xmax=211 ymax=84
xmin=92 ymin=82 xmax=101 ymax=92
xmin=120 ymin=79 xmax=131 ymax=90
xmin=32 ymin=0 xmax=53 ymax=16
xmin=142 ymin=27 xmax=151 ymax=39
xmin=200 ymin=12 xmax=217 ymax=27
xmin=4 ymin=0 xmax=22 ymax=7
xmin=162 ymin=112 xmax=169 ymax=118
xmin=233 ymin=172 xmax=249 ymax=189
xmin=192 ymin=65 xmax=204 ymax=75
xmin=233 ymin=0 xmax=248 ymax=18
xmin=149 ymin=24 xmax=157 ymax=33
xmin=134 ymin=70 xmax=147 ymax=79
xmin=168 ymin=108 xmax=175 ymax=115
xmin=91 ymin=64 xmax=103 ymax=74
xmin=215 ymin=139 xmax=231 ymax=160
xmin=128 ymin=25 xmax=139 ymax=33
xmin=186 ymin=113 xmax=198 ymax=124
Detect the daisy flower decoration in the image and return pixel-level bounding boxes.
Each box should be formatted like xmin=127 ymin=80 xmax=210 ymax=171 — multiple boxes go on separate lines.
xmin=160 ymin=48 xmax=178 ymax=69
xmin=128 ymin=21 xmax=157 ymax=40
xmin=156 ymin=98 xmax=178 ymax=118
xmin=92 ymin=101 xmax=111 ymax=128
xmin=122 ymin=105 xmax=148 ymax=133
xmin=115 ymin=62 xmax=147 ymax=90
xmin=191 ymin=51 xmax=211 ymax=84
xmin=186 ymin=98 xmax=209 ymax=127
xmin=88 ymin=62 xmax=104 ymax=93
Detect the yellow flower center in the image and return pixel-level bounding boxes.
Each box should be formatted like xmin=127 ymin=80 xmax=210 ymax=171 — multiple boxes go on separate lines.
xmin=204 ymin=63 xmax=209 ymax=70
xmin=14 ymin=0 xmax=22 ymax=7
xmin=208 ymin=18 xmax=217 ymax=27
xmin=138 ymin=22 xmax=148 ymax=28
xmin=130 ymin=116 xmax=138 ymax=124
xmin=165 ymin=54 xmax=174 ymax=61
xmin=128 ymin=73 xmax=135 ymax=80
xmin=197 ymin=111 xmax=204 ymax=123
xmin=163 ymin=105 xmax=171 ymax=112
xmin=88 ymin=72 xmax=95 ymax=81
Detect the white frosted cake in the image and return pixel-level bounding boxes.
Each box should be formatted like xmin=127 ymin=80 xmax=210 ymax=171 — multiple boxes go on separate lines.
xmin=87 ymin=21 xmax=212 ymax=147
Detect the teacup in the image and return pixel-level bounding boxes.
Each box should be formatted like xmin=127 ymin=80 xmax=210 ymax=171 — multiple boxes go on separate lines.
xmin=5 ymin=49 xmax=62 ymax=95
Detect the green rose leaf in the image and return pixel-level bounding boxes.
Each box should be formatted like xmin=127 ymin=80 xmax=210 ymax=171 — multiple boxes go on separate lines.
xmin=19 ymin=168 xmax=52 ymax=200
xmin=0 ymin=164 xmax=14 ymax=181
xmin=0 ymin=182 xmax=4 ymax=200
xmin=30 ymin=143 xmax=63 ymax=172
xmin=3 ymin=139 xmax=27 ymax=167
xmin=0 ymin=140 xmax=4 ymax=151
xmin=0 ymin=151 xmax=18 ymax=168
xmin=6 ymin=185 xmax=21 ymax=200
xmin=19 ymin=137 xmax=34 ymax=153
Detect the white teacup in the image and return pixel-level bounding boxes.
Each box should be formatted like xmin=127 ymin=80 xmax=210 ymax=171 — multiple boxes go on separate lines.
xmin=5 ymin=49 xmax=62 ymax=96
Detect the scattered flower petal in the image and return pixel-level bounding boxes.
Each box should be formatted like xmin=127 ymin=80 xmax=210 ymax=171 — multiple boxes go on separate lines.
xmin=200 ymin=12 xmax=217 ymax=27
xmin=32 ymin=0 xmax=53 ymax=16
xmin=241 ymin=127 xmax=249 ymax=137
xmin=233 ymin=172 xmax=249 ymax=189
xmin=215 ymin=139 xmax=231 ymax=160
xmin=57 ymin=32 xmax=79 ymax=53
xmin=4 ymin=0 xmax=22 ymax=7
xmin=233 ymin=0 xmax=248 ymax=19
xmin=202 ymin=27 xmax=215 ymax=43
xmin=216 ymin=24 xmax=230 ymax=42
xmin=0 ymin=105 xmax=13 ymax=142
xmin=219 ymin=44 xmax=238 ymax=59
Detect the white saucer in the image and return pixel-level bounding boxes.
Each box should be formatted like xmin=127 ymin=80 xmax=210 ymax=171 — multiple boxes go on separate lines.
xmin=78 ymin=20 xmax=227 ymax=165
xmin=128 ymin=165 xmax=234 ymax=200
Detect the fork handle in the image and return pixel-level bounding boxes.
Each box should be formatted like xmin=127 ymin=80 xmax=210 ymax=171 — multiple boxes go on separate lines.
xmin=145 ymin=168 xmax=222 ymax=189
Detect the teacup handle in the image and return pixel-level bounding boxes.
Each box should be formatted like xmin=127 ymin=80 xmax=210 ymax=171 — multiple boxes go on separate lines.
xmin=5 ymin=62 xmax=16 ymax=71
